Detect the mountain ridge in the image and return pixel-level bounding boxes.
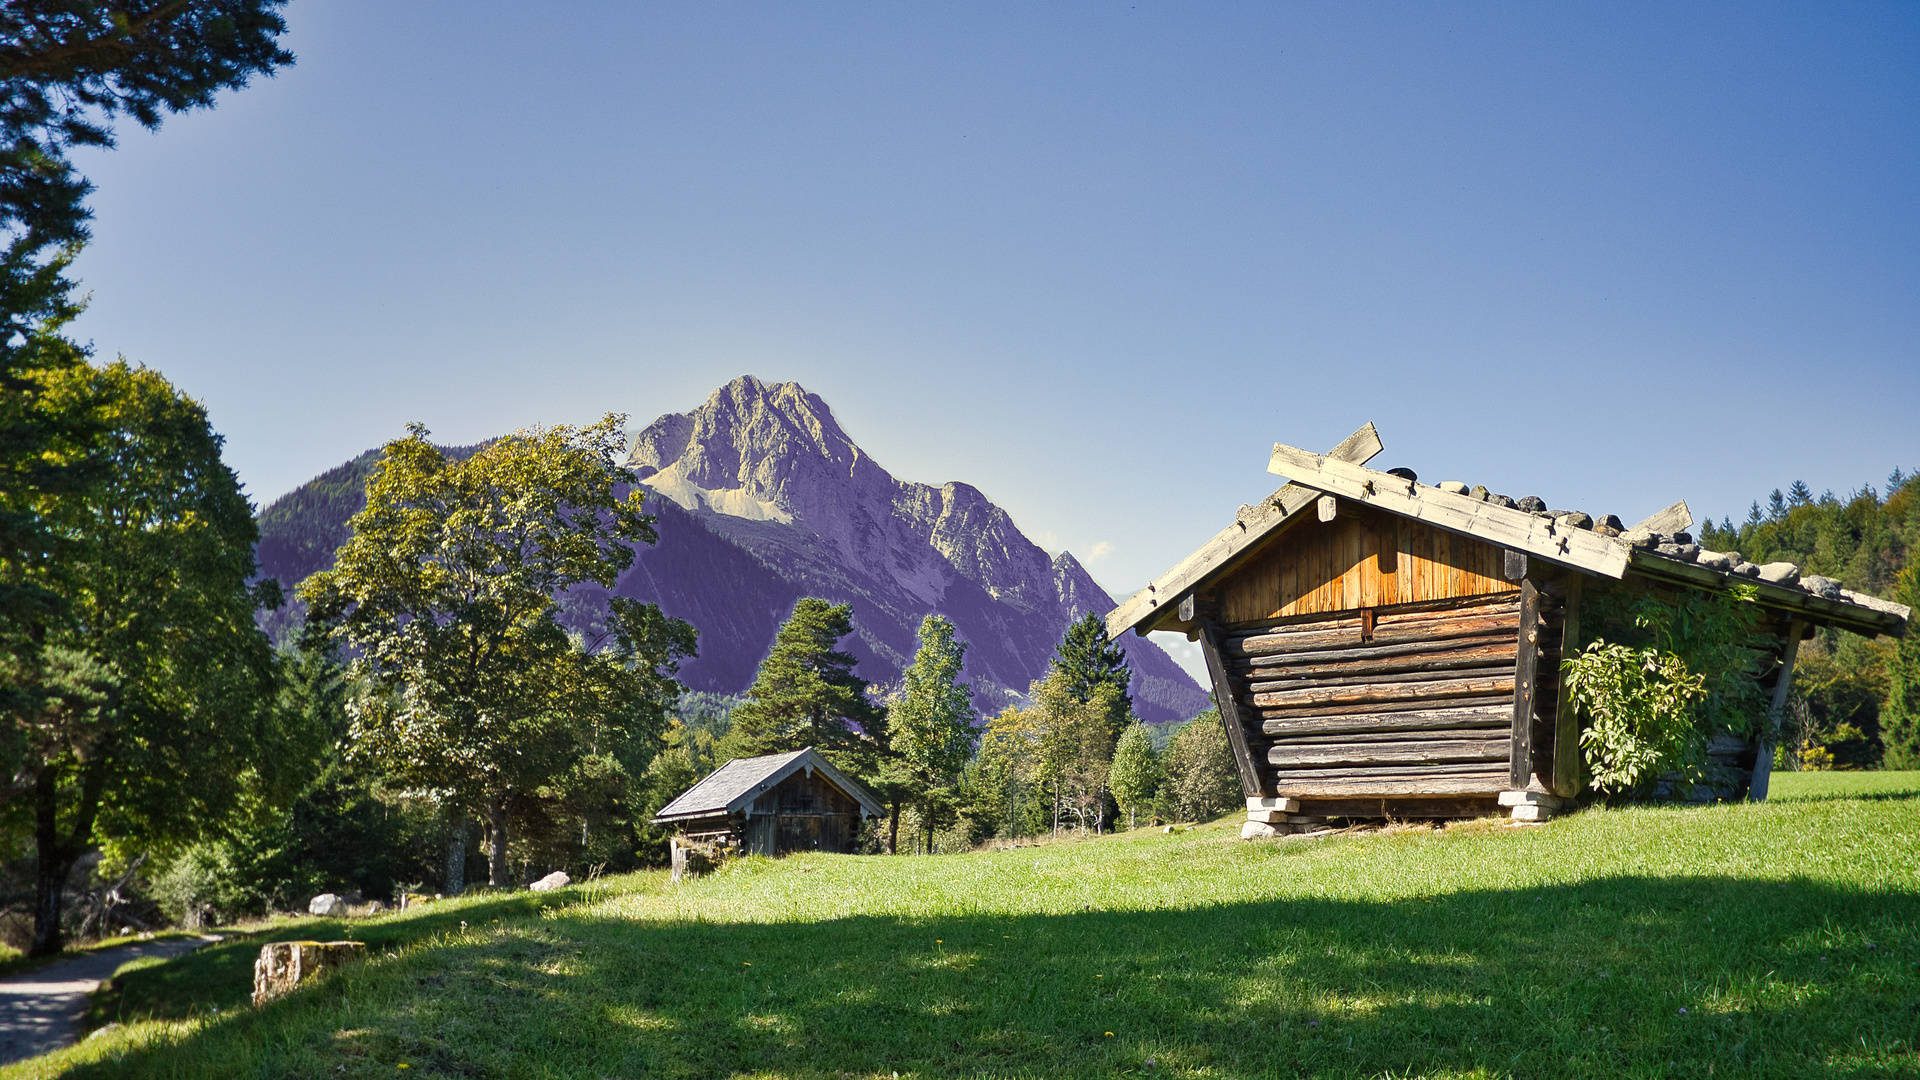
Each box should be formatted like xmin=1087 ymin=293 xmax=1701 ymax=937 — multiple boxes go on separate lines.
xmin=253 ymin=376 xmax=1208 ymax=724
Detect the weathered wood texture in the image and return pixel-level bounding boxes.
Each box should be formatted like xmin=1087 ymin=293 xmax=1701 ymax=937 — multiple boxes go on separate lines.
xmin=1265 ymin=445 xmax=1632 ymax=579
xmin=1509 ymin=579 xmax=1541 ymax=789
xmin=1105 ymin=423 xmax=1385 ymax=640
xmin=1550 ymin=576 xmax=1583 ymax=797
xmin=1749 ymin=618 xmax=1805 ymax=802
xmin=1222 ymin=514 xmax=1515 ymax=623
xmin=1213 ymin=593 xmax=1524 ymax=806
xmin=1199 ymin=620 xmax=1267 ymax=798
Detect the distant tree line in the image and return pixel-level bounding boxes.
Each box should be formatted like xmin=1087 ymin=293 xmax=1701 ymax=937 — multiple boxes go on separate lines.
xmin=1699 ymin=471 xmax=1919 ymax=769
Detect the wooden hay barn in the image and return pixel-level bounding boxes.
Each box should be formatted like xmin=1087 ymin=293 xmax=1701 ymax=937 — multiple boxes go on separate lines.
xmin=652 ymin=747 xmax=883 ymax=862
xmin=1107 ymin=423 xmax=1911 ymax=832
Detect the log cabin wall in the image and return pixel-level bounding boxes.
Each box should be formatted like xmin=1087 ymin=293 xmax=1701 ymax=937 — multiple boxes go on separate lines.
xmin=1203 ymin=511 xmax=1567 ymax=804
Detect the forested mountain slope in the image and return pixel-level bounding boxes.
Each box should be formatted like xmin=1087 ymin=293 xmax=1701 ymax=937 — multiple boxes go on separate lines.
xmin=253 ymin=377 xmax=1208 ymax=724
xmin=1700 ymin=471 xmax=1919 ymax=768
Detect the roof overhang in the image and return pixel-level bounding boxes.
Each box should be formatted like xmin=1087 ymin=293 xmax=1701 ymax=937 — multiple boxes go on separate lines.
xmin=1105 ymin=424 xmax=1909 ymax=643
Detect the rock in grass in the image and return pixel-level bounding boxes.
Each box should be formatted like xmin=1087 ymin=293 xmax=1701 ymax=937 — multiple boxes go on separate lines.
xmin=308 ymin=893 xmax=347 ymax=917
xmin=530 ymin=871 xmax=571 ymax=892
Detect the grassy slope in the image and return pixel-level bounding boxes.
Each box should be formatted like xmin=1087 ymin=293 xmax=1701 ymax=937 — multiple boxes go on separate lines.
xmin=11 ymin=772 xmax=1920 ymax=1080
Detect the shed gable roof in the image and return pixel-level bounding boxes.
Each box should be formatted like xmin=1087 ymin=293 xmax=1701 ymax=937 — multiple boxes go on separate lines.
xmin=1108 ymin=424 xmax=1909 ymax=641
xmin=652 ymin=747 xmax=885 ymax=823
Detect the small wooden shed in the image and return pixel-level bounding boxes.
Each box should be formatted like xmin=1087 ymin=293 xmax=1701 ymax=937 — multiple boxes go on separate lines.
xmin=1108 ymin=423 xmax=1910 ymax=830
xmin=652 ymin=747 xmax=884 ymax=858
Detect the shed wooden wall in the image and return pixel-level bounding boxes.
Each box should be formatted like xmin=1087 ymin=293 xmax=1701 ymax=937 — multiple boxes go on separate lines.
xmin=745 ymin=770 xmax=862 ymax=856
xmin=1223 ymin=512 xmax=1513 ymax=624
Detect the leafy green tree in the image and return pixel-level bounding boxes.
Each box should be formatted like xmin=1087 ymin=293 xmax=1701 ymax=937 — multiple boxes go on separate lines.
xmin=881 ymin=615 xmax=977 ymax=854
xmin=1108 ymin=722 xmax=1162 ymax=830
xmin=0 ymin=5 xmax=292 ymax=642
xmin=301 ymin=417 xmax=694 ymax=891
xmin=2 ymin=359 xmax=277 ymax=954
xmin=1162 ymin=710 xmax=1238 ymax=822
xmin=719 ymin=598 xmax=885 ymax=777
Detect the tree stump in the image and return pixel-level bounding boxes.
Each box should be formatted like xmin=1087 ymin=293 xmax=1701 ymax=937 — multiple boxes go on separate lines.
xmin=252 ymin=940 xmax=365 ymax=1006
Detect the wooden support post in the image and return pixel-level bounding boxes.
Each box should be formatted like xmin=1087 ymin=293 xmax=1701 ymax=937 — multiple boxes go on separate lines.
xmin=1508 ymin=578 xmax=1541 ymax=791
xmin=1550 ymin=575 xmax=1584 ymax=798
xmin=1749 ymin=618 xmax=1805 ymax=802
xmin=1317 ymin=494 xmax=1338 ymax=522
xmin=1177 ymin=594 xmax=1196 ymax=622
xmin=1198 ymin=620 xmax=1267 ymax=798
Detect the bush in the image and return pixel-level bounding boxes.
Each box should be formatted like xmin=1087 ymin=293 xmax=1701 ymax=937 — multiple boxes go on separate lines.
xmin=1162 ymin=711 xmax=1238 ymax=821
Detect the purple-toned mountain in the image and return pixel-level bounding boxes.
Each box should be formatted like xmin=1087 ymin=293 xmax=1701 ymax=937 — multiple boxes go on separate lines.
xmin=253 ymin=376 xmax=1207 ymax=724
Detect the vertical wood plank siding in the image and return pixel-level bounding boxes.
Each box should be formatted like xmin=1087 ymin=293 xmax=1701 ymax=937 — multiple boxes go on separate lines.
xmin=1224 ymin=514 xmax=1513 ymax=623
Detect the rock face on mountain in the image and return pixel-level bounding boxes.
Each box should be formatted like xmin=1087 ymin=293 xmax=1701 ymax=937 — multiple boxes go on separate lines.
xmin=253 ymin=376 xmax=1207 ymax=724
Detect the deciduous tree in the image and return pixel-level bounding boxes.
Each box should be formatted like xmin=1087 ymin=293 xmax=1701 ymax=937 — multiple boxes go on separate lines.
xmin=880 ymin=615 xmax=977 ymax=854
xmin=1108 ymin=722 xmax=1161 ymax=830
xmin=300 ymin=417 xmax=694 ymax=891
xmin=3 ymin=359 xmax=276 ymax=954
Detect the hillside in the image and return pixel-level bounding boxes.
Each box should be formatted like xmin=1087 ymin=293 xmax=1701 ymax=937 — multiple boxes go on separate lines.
xmin=253 ymin=376 xmax=1208 ymax=723
xmin=28 ymin=772 xmax=1920 ymax=1079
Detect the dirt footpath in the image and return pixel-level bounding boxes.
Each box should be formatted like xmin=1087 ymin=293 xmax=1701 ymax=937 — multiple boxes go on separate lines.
xmin=0 ymin=936 xmax=219 ymax=1065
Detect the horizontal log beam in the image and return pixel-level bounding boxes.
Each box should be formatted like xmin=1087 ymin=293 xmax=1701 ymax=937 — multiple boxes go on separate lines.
xmin=1269 ymin=738 xmax=1510 ymax=768
xmin=1236 ymin=631 xmax=1518 ymax=671
xmin=1229 ymin=615 xmax=1521 ymax=658
xmin=1249 ymin=673 xmax=1515 ymax=710
xmin=1260 ymin=704 xmax=1512 ymax=739
xmin=1271 ymin=775 xmax=1510 ymax=797
xmin=1269 ymin=726 xmax=1512 ymax=747
xmin=1253 ymin=694 xmax=1515 ymax=720
xmin=1224 ymin=597 xmax=1521 ymax=641
xmin=1247 ymin=659 xmax=1517 ymax=694
xmin=1297 ymin=796 xmax=1501 ymax=819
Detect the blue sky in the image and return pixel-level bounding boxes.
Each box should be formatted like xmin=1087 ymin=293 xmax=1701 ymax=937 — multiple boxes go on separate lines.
xmin=68 ymin=1 xmax=1919 ymax=607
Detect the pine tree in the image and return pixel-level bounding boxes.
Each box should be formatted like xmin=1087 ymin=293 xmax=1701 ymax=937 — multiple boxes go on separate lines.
xmin=1108 ymin=722 xmax=1162 ymax=830
xmin=1050 ymin=612 xmax=1133 ymax=735
xmin=882 ymin=615 xmax=978 ymax=853
xmin=721 ymin=599 xmax=885 ymax=777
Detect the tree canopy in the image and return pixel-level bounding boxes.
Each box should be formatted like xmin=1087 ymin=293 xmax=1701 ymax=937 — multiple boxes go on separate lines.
xmin=721 ymin=598 xmax=885 ymax=778
xmin=2 ymin=359 xmax=277 ymax=954
xmin=300 ymin=416 xmax=694 ymax=890
xmin=1050 ymin=611 xmax=1132 ymax=734
xmin=880 ymin=614 xmax=977 ymax=853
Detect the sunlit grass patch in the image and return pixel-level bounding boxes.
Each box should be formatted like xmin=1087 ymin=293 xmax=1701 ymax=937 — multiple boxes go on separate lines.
xmin=5 ymin=790 xmax=1916 ymax=1079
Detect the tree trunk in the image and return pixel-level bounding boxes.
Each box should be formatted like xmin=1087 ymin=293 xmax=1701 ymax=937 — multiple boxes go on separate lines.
xmin=887 ymin=799 xmax=901 ymax=855
xmin=445 ymin=810 xmax=468 ymax=895
xmin=30 ymin=759 xmax=107 ymax=958
xmin=487 ymin=795 xmax=510 ymax=887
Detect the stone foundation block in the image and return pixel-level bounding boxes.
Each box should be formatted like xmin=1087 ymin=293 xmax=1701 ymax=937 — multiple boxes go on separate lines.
xmin=1245 ymin=809 xmax=1291 ymax=824
xmin=1508 ymin=803 xmax=1552 ymax=822
xmin=1247 ymin=797 xmax=1302 ymax=813
xmin=1498 ymin=790 xmax=1564 ymax=809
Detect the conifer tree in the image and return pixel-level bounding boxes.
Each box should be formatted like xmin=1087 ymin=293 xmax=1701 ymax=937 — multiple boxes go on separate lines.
xmin=1050 ymin=612 xmax=1133 ymax=736
xmin=721 ymin=599 xmax=885 ymax=778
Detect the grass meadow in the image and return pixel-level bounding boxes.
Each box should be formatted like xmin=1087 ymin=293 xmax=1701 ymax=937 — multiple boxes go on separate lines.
xmin=7 ymin=771 xmax=1918 ymax=1079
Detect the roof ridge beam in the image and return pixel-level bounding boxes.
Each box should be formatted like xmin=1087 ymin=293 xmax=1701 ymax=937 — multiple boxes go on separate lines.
xmin=1264 ymin=445 xmax=1631 ymax=580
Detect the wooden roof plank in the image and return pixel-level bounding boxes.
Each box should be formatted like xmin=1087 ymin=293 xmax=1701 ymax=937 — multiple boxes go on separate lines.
xmin=1264 ymin=444 xmax=1633 ymax=580
xmin=1104 ymin=422 xmax=1385 ymax=640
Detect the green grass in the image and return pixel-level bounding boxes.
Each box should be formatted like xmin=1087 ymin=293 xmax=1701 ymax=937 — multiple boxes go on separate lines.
xmin=11 ymin=775 xmax=1920 ymax=1079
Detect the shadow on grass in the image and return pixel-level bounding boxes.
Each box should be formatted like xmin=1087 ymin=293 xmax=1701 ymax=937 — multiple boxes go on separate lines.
xmin=64 ymin=876 xmax=1920 ymax=1080
xmin=87 ymin=890 xmax=578 ymax=1027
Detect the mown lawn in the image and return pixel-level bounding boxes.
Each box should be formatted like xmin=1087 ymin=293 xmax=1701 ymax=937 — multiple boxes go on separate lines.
xmin=10 ymin=771 xmax=1919 ymax=1079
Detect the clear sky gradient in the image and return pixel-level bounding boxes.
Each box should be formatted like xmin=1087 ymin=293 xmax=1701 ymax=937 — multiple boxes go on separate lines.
xmin=65 ymin=1 xmax=1919 ymax=607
